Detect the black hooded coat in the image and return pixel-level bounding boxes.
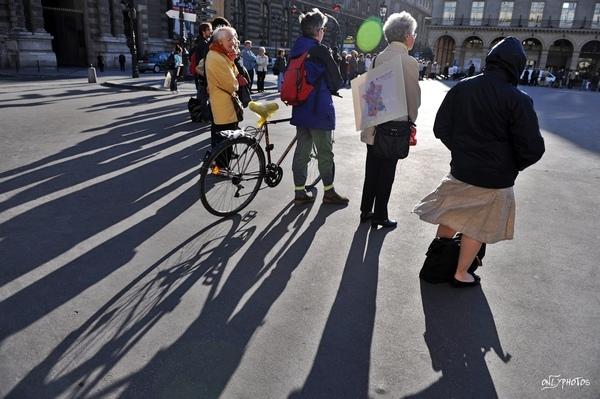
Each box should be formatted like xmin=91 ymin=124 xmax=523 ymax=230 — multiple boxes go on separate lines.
xmin=433 ymin=37 xmax=545 ymax=188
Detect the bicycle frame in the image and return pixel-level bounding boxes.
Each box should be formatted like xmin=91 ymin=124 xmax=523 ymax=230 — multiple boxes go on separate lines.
xmin=252 ymin=117 xmax=295 ymax=167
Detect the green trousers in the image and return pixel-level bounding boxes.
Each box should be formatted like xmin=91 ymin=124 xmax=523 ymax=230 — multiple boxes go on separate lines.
xmin=292 ymin=127 xmax=334 ymax=190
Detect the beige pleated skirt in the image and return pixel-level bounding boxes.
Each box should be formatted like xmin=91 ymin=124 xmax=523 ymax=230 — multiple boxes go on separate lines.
xmin=413 ymin=174 xmax=515 ymax=243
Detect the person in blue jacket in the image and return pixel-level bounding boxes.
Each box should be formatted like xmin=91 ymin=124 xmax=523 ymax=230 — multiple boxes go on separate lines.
xmin=241 ymin=40 xmax=257 ymax=92
xmin=290 ymin=8 xmax=347 ymax=205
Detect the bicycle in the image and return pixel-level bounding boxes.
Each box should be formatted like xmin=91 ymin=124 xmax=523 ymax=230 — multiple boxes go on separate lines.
xmin=199 ymin=101 xmax=328 ymax=217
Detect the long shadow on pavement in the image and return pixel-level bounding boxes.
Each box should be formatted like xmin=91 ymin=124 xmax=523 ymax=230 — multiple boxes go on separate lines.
xmin=6 ymin=202 xmax=345 ymax=398
xmin=289 ymin=224 xmax=392 ymax=398
xmin=1 ymin=99 xmax=210 ymax=341
xmin=4 ymin=215 xmax=256 ymax=398
xmin=403 ymin=281 xmax=512 ymax=398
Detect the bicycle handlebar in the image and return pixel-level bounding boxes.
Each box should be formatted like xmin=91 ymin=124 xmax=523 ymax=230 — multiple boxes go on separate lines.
xmin=266 ymin=117 xmax=292 ymax=125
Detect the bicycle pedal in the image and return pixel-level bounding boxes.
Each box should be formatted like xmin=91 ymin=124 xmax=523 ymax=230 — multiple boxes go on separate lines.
xmin=266 ymin=144 xmax=274 ymax=151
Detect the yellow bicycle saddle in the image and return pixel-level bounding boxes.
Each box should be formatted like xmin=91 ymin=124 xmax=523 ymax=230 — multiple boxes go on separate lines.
xmin=249 ymin=101 xmax=279 ymax=127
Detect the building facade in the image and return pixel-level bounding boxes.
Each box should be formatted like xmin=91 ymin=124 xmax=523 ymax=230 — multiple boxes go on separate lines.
xmin=1 ymin=0 xmax=431 ymax=69
xmin=427 ymin=0 xmax=600 ymax=73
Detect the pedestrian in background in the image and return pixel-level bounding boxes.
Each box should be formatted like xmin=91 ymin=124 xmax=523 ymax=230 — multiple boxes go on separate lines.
xmin=357 ymin=53 xmax=366 ymax=75
xmin=364 ymin=53 xmax=372 ymax=71
xmin=118 ymin=54 xmax=126 ymax=72
xmin=205 ymin=26 xmax=241 ymax=148
xmin=414 ymin=37 xmax=545 ymax=287
xmin=348 ymin=50 xmax=359 ymax=80
xmin=97 ymin=54 xmax=104 ymax=72
xmin=339 ymin=51 xmax=349 ymax=86
xmin=241 ymin=40 xmax=257 ymax=92
xmin=169 ymin=45 xmax=183 ymax=93
xmin=273 ymin=49 xmax=287 ymax=91
xmin=359 ymin=11 xmax=421 ymax=228
xmin=255 ymin=47 xmax=269 ymax=92
xmin=193 ymin=22 xmax=213 ymax=97
xmin=468 ymin=61 xmax=475 ymax=77
xmin=289 ymin=8 xmax=347 ymax=205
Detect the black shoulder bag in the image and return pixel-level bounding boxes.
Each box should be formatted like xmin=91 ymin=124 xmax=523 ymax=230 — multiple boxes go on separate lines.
xmin=372 ymin=120 xmax=413 ymax=159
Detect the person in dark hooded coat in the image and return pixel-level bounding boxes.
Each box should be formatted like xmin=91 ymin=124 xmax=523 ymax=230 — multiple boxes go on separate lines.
xmin=413 ymin=37 xmax=545 ymax=287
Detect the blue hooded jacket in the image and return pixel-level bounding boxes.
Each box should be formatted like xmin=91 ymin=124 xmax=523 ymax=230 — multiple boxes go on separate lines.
xmin=289 ymin=36 xmax=342 ymax=131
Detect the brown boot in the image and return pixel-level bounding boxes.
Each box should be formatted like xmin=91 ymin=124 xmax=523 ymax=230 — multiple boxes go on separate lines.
xmin=294 ymin=190 xmax=315 ymax=205
xmin=323 ymin=188 xmax=349 ymax=204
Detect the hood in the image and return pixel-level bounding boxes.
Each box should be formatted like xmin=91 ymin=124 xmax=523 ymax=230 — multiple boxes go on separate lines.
xmin=290 ymin=36 xmax=319 ymax=58
xmin=485 ymin=37 xmax=526 ymax=85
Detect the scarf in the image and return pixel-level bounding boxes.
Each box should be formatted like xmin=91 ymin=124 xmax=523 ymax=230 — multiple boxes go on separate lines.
xmin=209 ymin=42 xmax=237 ymax=62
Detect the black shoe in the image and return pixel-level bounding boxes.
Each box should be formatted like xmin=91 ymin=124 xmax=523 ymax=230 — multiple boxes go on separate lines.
xmin=371 ymin=219 xmax=397 ymax=228
xmin=360 ymin=212 xmax=374 ymax=223
xmin=470 ymin=272 xmax=481 ymax=282
xmin=451 ymin=277 xmax=480 ymax=288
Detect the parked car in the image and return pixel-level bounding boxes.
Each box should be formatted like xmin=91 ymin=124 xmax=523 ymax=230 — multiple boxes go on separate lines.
xmin=138 ymin=52 xmax=170 ymax=73
xmin=538 ymin=71 xmax=556 ymax=86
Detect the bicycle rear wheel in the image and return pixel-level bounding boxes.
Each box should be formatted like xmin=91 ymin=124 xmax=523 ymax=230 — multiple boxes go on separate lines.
xmin=305 ymin=143 xmax=321 ymax=189
xmin=199 ymin=137 xmax=265 ymax=217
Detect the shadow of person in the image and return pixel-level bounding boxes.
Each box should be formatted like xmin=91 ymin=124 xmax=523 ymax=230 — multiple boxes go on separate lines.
xmin=289 ymin=225 xmax=393 ymax=399
xmin=404 ymin=281 xmax=512 ymax=399
xmin=4 ymin=214 xmax=255 ymax=399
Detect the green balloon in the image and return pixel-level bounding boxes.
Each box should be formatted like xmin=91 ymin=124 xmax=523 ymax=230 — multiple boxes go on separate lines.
xmin=356 ymin=18 xmax=383 ymax=53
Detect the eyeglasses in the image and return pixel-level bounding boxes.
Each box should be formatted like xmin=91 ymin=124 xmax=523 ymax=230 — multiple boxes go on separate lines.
xmin=320 ymin=26 xmax=327 ymax=32
xmin=411 ymin=32 xmax=418 ymax=38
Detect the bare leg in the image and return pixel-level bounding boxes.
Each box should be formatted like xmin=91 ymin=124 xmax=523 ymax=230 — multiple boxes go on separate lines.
xmin=455 ymin=234 xmax=482 ymax=283
xmin=436 ymin=224 xmax=456 ymax=239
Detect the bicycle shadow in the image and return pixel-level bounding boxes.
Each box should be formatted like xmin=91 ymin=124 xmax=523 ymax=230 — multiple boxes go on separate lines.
xmin=5 ymin=214 xmax=256 ymax=398
xmin=288 ymin=224 xmax=392 ymax=398
xmin=85 ymin=202 xmax=342 ymax=398
xmin=402 ymin=281 xmax=511 ymax=399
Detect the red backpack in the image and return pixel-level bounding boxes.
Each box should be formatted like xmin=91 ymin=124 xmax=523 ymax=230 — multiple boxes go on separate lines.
xmin=280 ymin=52 xmax=314 ymax=106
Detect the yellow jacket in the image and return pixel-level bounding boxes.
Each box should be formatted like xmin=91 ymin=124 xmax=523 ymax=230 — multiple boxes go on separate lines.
xmin=206 ymin=50 xmax=239 ymax=125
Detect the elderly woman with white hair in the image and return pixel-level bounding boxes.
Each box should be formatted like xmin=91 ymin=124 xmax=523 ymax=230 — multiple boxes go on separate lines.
xmin=205 ymin=26 xmax=241 ymax=149
xmin=359 ymin=11 xmax=421 ymax=228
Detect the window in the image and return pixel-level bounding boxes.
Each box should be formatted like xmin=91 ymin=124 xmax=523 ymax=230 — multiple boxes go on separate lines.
xmin=443 ymin=1 xmax=456 ymax=25
xmin=529 ymin=2 xmax=544 ymax=27
xmin=499 ymin=2 xmax=513 ymax=26
xmin=592 ymin=3 xmax=600 ymax=29
xmin=470 ymin=1 xmax=485 ymax=26
xmin=559 ymin=2 xmax=576 ymax=28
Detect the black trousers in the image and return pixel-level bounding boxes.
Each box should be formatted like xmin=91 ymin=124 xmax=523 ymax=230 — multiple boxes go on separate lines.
xmin=360 ymin=144 xmax=398 ymax=220
xmin=257 ymin=71 xmax=266 ymax=91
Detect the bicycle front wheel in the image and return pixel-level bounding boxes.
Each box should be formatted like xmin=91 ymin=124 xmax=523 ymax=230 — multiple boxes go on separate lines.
xmin=305 ymin=143 xmax=322 ymax=189
xmin=199 ymin=137 xmax=265 ymax=217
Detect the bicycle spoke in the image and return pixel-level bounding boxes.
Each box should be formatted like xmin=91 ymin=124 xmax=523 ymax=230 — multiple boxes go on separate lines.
xmin=200 ymin=138 xmax=265 ymax=216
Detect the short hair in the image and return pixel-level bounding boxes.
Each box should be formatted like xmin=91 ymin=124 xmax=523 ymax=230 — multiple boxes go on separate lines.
xmin=383 ymin=11 xmax=417 ymax=43
xmin=211 ymin=17 xmax=230 ymax=29
xmin=212 ymin=26 xmax=237 ymax=44
xmin=199 ymin=22 xmax=212 ymax=33
xmin=299 ymin=8 xmax=328 ymax=38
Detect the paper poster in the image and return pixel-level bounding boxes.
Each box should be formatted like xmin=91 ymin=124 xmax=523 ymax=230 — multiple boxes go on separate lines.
xmin=351 ymin=57 xmax=408 ymax=131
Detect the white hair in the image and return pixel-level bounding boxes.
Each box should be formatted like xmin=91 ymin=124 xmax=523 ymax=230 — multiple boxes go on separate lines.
xmin=212 ymin=26 xmax=237 ymax=43
xmin=383 ymin=11 xmax=417 ymax=43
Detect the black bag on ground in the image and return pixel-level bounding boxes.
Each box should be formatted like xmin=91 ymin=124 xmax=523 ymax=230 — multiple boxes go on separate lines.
xmin=373 ymin=120 xmax=412 ymax=159
xmin=419 ymin=234 xmax=487 ymax=284
xmin=188 ymin=92 xmax=211 ymax=123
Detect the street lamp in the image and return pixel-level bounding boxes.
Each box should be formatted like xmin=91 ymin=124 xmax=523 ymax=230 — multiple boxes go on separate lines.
xmin=379 ymin=2 xmax=388 ymax=22
xmin=121 ymin=0 xmax=139 ymax=78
